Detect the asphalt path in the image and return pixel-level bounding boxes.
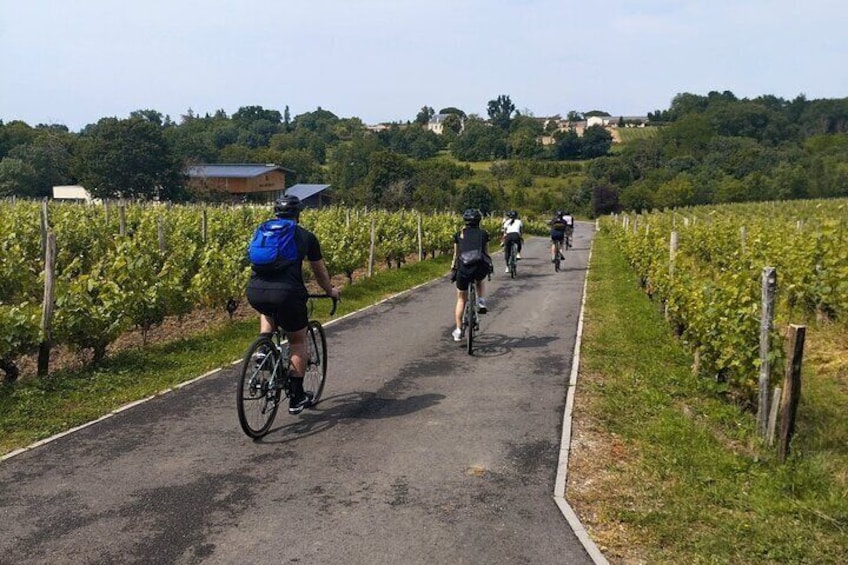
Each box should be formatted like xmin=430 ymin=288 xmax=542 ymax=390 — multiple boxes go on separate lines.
xmin=1 ymin=223 xmax=594 ymax=565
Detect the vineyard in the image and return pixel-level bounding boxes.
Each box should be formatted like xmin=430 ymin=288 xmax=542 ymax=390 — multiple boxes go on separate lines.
xmin=602 ymin=198 xmax=848 ymax=406
xmin=0 ymin=200 xmax=520 ymax=382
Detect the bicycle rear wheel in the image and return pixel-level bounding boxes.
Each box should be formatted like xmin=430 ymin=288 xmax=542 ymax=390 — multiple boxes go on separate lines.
xmin=554 ymin=242 xmax=561 ymax=272
xmin=237 ymin=336 xmax=282 ymax=439
xmin=304 ymin=321 xmax=328 ymax=404
xmin=465 ymin=286 xmax=476 ymax=355
xmin=509 ymin=243 xmax=517 ymax=278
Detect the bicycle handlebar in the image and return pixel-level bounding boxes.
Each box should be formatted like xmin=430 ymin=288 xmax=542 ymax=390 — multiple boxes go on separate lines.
xmin=308 ymin=294 xmax=339 ymax=316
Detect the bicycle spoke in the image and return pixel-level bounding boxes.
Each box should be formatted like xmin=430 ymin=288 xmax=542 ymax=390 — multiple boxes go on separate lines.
xmin=237 ymin=336 xmax=281 ymax=438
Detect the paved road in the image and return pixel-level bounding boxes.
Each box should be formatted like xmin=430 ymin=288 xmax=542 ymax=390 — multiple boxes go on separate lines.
xmin=1 ymin=224 xmax=594 ymax=565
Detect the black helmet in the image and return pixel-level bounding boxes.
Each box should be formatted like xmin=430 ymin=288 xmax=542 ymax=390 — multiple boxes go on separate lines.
xmin=274 ymin=194 xmax=302 ymax=218
xmin=506 ymin=210 xmax=517 ymax=219
xmin=462 ymin=208 xmax=482 ymax=225
xmin=556 ymin=210 xmax=564 ymax=217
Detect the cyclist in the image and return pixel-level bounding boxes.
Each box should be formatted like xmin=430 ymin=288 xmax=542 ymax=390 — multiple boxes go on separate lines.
xmin=501 ymin=210 xmax=524 ymax=273
xmin=550 ymin=210 xmax=568 ymax=262
xmin=562 ymin=210 xmax=575 ymax=249
xmin=450 ymin=208 xmax=493 ymax=341
xmin=246 ymin=195 xmax=340 ymax=414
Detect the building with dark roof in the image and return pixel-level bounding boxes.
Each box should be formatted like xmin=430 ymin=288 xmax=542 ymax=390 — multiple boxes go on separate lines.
xmin=285 ymin=184 xmax=332 ymax=208
xmin=185 ymin=163 xmax=295 ymax=201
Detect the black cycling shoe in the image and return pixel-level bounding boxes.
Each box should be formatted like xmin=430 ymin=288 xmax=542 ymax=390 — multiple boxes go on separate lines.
xmin=288 ymin=392 xmax=313 ymax=415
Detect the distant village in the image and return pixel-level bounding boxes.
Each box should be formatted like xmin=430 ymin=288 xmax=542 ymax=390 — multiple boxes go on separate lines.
xmin=367 ymin=113 xmax=650 ymax=145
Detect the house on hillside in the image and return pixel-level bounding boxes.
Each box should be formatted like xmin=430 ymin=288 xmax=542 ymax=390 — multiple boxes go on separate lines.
xmin=587 ymin=115 xmax=647 ymax=128
xmin=185 ymin=163 xmax=295 ymax=202
xmin=285 ymin=184 xmax=332 ymax=209
xmin=52 ymin=185 xmax=96 ymax=202
xmin=426 ymin=113 xmax=451 ymax=135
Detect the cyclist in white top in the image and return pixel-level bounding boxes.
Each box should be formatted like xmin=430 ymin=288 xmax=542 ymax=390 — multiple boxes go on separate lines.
xmin=501 ymin=210 xmax=523 ymax=272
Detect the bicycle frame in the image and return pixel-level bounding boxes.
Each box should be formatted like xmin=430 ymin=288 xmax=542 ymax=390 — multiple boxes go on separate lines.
xmin=506 ymin=240 xmax=517 ymax=277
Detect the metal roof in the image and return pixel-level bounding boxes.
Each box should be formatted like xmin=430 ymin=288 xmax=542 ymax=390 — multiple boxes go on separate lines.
xmin=285 ymin=184 xmax=331 ymax=200
xmin=186 ymin=163 xmax=294 ymax=179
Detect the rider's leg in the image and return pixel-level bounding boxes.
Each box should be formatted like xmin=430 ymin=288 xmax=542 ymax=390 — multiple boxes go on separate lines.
xmin=475 ymin=277 xmax=486 ymax=301
xmin=285 ymin=326 xmax=311 ymax=411
xmin=259 ymin=314 xmax=274 ymax=334
xmin=455 ymin=289 xmax=467 ymax=330
xmin=286 ymin=326 xmax=308 ymax=378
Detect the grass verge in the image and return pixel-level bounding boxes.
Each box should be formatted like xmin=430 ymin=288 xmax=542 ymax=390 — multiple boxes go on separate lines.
xmin=568 ymin=231 xmax=848 ymax=564
xmin=0 ymin=254 xmax=452 ymax=456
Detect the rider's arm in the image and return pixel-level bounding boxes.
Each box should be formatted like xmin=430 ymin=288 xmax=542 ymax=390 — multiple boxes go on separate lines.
xmin=309 ymin=259 xmax=339 ymax=298
xmin=305 ymin=231 xmax=339 ymax=298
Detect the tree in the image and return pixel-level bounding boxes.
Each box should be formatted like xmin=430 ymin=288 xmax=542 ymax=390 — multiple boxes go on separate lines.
xmin=438 ymin=107 xmax=467 ymax=120
xmin=415 ymin=106 xmax=435 ymax=126
xmin=451 ymin=117 xmax=507 ymax=161
xmin=555 ymin=129 xmax=581 ymax=160
xmin=581 ymin=125 xmax=613 ymax=159
xmin=75 ymin=117 xmax=184 ymax=200
xmin=458 ymin=182 xmax=495 ymax=215
xmin=487 ymin=95 xmax=515 ymax=131
xmin=129 ymin=109 xmax=165 ymax=126
xmin=591 ymin=184 xmax=620 ymax=217
xmin=0 ymin=120 xmax=37 ymax=159
xmin=6 ymin=129 xmax=76 ymax=197
xmin=566 ymin=110 xmax=583 ymax=122
xmin=0 ymin=157 xmax=39 ymax=196
xmin=363 ymin=151 xmax=414 ymax=207
xmin=442 ymin=113 xmax=463 ymax=137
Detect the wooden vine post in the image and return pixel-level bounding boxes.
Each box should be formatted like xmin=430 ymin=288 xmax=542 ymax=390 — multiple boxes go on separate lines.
xmin=40 ymin=199 xmax=49 ymax=256
xmin=417 ymin=213 xmax=423 ymax=261
xmin=201 ymin=208 xmax=208 ymax=243
xmin=119 ymin=202 xmax=127 ymax=236
xmin=367 ymin=216 xmax=376 ymax=277
xmin=778 ymin=325 xmax=806 ymax=462
xmin=157 ymin=215 xmax=166 ymax=253
xmin=37 ymin=230 xmax=57 ymax=376
xmin=757 ymin=267 xmax=777 ymax=437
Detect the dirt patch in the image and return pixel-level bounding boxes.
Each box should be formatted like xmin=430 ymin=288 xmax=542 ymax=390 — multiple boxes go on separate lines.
xmin=566 ymin=371 xmax=651 ymax=564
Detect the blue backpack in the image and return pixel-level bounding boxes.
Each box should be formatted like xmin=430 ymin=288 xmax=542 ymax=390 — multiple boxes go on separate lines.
xmin=247 ymin=218 xmax=299 ymax=274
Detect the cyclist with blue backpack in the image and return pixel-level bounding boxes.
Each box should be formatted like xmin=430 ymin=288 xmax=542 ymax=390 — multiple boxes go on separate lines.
xmin=246 ymin=195 xmax=340 ymax=414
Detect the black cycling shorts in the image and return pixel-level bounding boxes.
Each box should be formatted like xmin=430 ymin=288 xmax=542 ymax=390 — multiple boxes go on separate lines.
xmin=246 ymin=284 xmax=308 ymax=333
xmin=456 ymin=262 xmax=490 ymax=291
xmin=550 ymin=229 xmax=565 ymax=242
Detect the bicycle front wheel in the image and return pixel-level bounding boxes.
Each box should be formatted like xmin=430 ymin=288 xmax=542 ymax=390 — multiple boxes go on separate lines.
xmin=237 ymin=336 xmax=281 ymax=439
xmin=304 ymin=321 xmax=328 ymax=404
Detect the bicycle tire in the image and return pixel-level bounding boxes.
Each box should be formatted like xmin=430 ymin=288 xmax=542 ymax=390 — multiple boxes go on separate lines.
xmin=237 ymin=336 xmax=281 ymax=439
xmin=554 ymin=242 xmax=561 ymax=272
xmin=509 ymin=242 xmax=517 ymax=279
xmin=466 ymin=285 xmax=476 ymax=355
xmin=304 ymin=321 xmax=328 ymax=404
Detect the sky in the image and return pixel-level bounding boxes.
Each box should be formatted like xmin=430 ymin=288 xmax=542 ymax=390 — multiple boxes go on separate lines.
xmin=2 ymin=0 xmax=847 ymax=132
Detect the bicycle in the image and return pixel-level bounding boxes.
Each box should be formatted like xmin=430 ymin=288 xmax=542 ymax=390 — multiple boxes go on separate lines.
xmin=462 ymin=280 xmax=481 ymax=355
xmin=506 ymin=240 xmax=518 ymax=279
xmin=236 ymin=294 xmax=338 ymax=439
xmin=553 ymin=239 xmax=564 ymax=272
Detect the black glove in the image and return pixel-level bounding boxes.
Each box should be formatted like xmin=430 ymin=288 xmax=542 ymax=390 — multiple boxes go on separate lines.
xmin=450 ymin=268 xmax=457 ymax=282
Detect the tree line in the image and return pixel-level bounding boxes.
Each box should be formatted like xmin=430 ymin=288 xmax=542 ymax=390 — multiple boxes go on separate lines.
xmin=590 ymin=91 xmax=848 ymax=215
xmin=3 ymin=90 xmax=848 ymax=216
xmin=0 ymin=95 xmax=610 ymax=213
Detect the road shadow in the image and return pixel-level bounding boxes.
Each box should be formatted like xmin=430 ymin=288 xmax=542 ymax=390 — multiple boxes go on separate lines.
xmin=464 ymin=332 xmax=559 ymax=358
xmin=257 ymin=391 xmax=444 ymax=444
